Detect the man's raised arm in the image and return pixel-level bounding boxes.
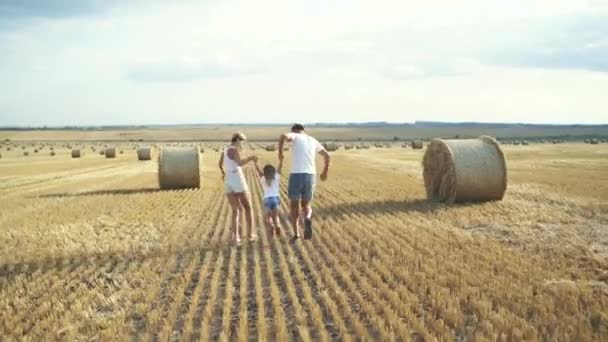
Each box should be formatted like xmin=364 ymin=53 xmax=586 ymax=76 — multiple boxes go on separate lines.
xmin=278 ymin=133 xmax=293 ymax=161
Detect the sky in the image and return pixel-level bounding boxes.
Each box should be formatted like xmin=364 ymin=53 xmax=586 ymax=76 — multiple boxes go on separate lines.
xmin=0 ymin=0 xmax=607 ymax=126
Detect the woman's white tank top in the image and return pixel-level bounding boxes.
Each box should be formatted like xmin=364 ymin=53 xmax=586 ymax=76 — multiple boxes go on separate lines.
xmin=223 ymin=145 xmax=241 ymax=174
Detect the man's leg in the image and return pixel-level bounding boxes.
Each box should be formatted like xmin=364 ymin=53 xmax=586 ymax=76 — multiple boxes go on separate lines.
xmin=302 ymin=174 xmax=315 ymax=239
xmin=288 ymin=174 xmax=303 ymax=239
xmin=290 ymin=199 xmax=300 ymax=237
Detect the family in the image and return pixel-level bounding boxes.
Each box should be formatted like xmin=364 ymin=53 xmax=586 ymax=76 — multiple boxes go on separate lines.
xmin=218 ymin=124 xmax=331 ymax=245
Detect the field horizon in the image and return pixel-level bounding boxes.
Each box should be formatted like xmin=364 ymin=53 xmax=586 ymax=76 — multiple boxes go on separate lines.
xmin=2 ymin=121 xmax=608 ymax=142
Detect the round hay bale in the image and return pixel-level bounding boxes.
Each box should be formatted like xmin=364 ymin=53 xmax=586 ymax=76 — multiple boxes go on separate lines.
xmin=158 ymin=147 xmax=200 ymax=189
xmin=323 ymin=142 xmax=339 ymax=152
xmin=522 ymin=140 xmax=529 ymax=146
xmin=584 ymin=139 xmax=590 ymax=144
xmin=137 ymin=146 xmax=152 ymax=161
xmin=105 ymin=147 xmax=116 ymax=158
xmin=265 ymin=144 xmax=277 ymax=152
xmin=34 ymin=149 xmax=39 ymax=153
xmin=99 ymin=150 xmax=105 ymax=155
xmin=423 ymin=136 xmax=507 ymax=204
xmin=50 ymin=151 xmax=56 ymax=156
xmin=24 ymin=151 xmax=29 ymax=156
xmin=411 ymin=141 xmax=424 ymax=149
xmin=590 ymin=139 xmax=599 ymax=145
xmin=71 ymin=149 xmax=81 ymax=158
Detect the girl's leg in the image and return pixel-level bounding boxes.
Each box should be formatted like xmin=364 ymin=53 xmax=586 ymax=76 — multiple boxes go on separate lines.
xmin=271 ymin=209 xmax=280 ymax=234
xmin=226 ymin=193 xmax=241 ymax=244
xmin=236 ymin=192 xmax=256 ymax=241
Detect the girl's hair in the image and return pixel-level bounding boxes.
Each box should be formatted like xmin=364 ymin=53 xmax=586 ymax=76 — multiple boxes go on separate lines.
xmin=263 ymin=164 xmax=276 ymax=186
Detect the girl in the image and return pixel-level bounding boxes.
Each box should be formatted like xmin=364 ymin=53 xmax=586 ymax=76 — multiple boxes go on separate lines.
xmin=219 ymin=132 xmax=258 ymax=245
xmin=255 ymin=159 xmax=283 ymax=236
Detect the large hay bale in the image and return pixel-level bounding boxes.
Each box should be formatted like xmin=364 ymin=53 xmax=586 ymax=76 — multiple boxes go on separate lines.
xmin=105 ymin=147 xmax=116 ymax=158
xmin=50 ymin=151 xmax=56 ymax=156
xmin=323 ymin=142 xmax=339 ymax=151
xmin=423 ymin=136 xmax=507 ymax=204
xmin=158 ymin=147 xmax=200 ymax=189
xmin=24 ymin=151 xmax=29 ymax=156
xmin=590 ymin=139 xmax=599 ymax=145
xmin=137 ymin=146 xmax=152 ymax=161
xmin=71 ymin=149 xmax=81 ymax=158
xmin=265 ymin=144 xmax=277 ymax=152
xmin=411 ymin=141 xmax=424 ymax=149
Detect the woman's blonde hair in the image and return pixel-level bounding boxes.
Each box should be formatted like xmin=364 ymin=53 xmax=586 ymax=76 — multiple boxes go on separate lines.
xmin=231 ymin=132 xmax=247 ymax=143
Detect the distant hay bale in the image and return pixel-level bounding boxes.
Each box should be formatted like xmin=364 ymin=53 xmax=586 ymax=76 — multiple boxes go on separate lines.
xmin=24 ymin=151 xmax=29 ymax=156
xmin=50 ymin=151 xmax=56 ymax=156
xmin=584 ymin=139 xmax=590 ymax=144
xmin=137 ymin=147 xmax=152 ymax=161
xmin=522 ymin=140 xmax=529 ymax=146
xmin=344 ymin=144 xmax=354 ymax=150
xmin=323 ymin=142 xmax=339 ymax=151
xmin=71 ymin=149 xmax=81 ymax=158
xmin=411 ymin=141 xmax=424 ymax=149
xmin=158 ymin=147 xmax=201 ymax=189
xmin=423 ymin=136 xmax=507 ymax=204
xmin=590 ymin=139 xmax=599 ymax=145
xmin=100 ymin=150 xmax=105 ymax=155
xmin=34 ymin=149 xmax=39 ymax=153
xmin=265 ymin=144 xmax=277 ymax=152
xmin=105 ymin=147 xmax=116 ymax=158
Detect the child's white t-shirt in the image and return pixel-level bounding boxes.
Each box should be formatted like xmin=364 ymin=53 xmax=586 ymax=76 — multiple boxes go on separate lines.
xmin=261 ymin=175 xmax=280 ymax=198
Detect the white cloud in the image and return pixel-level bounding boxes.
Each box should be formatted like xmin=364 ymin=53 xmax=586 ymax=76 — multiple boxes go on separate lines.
xmin=0 ymin=0 xmax=607 ymax=126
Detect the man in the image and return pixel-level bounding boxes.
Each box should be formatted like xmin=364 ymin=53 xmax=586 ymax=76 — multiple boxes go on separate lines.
xmin=278 ymin=123 xmax=331 ymax=240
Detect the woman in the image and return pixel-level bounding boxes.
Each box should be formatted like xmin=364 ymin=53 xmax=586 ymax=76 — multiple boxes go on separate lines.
xmin=219 ymin=132 xmax=258 ymax=245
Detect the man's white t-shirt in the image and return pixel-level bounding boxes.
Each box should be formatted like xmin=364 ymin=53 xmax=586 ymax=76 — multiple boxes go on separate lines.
xmin=260 ymin=175 xmax=280 ymax=198
xmin=286 ymin=133 xmax=325 ymax=174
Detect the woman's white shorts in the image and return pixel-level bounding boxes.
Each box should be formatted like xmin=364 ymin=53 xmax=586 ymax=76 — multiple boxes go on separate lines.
xmin=224 ymin=172 xmax=249 ymax=194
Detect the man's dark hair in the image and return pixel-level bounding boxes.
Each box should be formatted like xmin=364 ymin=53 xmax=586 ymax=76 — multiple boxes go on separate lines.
xmin=291 ymin=123 xmax=305 ymax=132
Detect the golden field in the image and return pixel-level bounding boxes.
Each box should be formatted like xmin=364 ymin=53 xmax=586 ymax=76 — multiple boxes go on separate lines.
xmin=0 ymin=139 xmax=607 ymax=340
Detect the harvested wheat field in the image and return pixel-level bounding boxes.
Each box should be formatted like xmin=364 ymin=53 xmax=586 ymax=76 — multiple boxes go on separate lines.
xmin=0 ymin=142 xmax=607 ymax=340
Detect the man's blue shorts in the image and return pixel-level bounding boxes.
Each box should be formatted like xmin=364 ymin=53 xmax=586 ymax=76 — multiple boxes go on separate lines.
xmin=288 ymin=173 xmax=316 ymax=201
xmin=264 ymin=196 xmax=280 ymax=211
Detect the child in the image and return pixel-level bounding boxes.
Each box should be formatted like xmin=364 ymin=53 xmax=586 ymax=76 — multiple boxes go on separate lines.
xmin=256 ymin=159 xmax=283 ymax=236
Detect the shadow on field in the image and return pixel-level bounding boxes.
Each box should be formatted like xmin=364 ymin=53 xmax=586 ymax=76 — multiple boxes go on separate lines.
xmin=35 ymin=187 xmax=197 ymax=198
xmin=321 ymin=198 xmax=443 ymax=217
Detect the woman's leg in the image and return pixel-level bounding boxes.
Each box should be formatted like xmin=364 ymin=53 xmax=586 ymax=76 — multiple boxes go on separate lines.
xmin=236 ymin=192 xmax=256 ymax=240
xmin=226 ymin=193 xmax=241 ymax=243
